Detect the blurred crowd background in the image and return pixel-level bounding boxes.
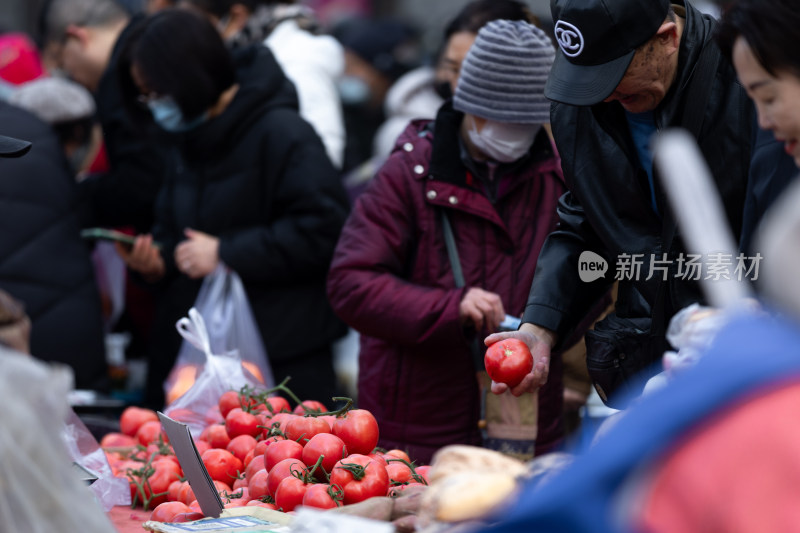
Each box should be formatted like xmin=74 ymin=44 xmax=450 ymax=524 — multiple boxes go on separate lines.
xmin=1 ymin=0 xmax=730 ymax=55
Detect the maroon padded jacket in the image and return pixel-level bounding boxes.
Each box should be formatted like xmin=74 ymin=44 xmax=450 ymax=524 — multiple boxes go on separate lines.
xmin=327 ymin=105 xmax=567 ymax=463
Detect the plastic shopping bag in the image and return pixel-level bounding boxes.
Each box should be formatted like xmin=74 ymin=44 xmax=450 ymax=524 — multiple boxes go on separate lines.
xmin=164 ymin=306 xmax=271 ymax=436
xmin=164 ymin=264 xmax=274 ymax=405
xmin=0 ymin=347 xmax=116 ymax=533
xmin=61 ymin=409 xmax=131 ymax=512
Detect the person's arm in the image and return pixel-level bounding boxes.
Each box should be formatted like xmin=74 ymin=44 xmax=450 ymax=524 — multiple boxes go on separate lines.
xmin=326 ymin=153 xmax=471 ymax=348
xmin=485 ymin=191 xmax=613 ymax=396
xmin=523 ymin=190 xmax=615 ymax=343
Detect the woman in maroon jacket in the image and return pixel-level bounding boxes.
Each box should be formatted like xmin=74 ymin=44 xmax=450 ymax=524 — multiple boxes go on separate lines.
xmin=327 ymin=20 xmax=564 ymax=463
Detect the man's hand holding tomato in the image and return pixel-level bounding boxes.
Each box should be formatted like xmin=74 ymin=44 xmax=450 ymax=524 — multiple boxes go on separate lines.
xmin=484 ymin=323 xmax=558 ymax=397
xmin=174 ymin=228 xmax=219 ymax=279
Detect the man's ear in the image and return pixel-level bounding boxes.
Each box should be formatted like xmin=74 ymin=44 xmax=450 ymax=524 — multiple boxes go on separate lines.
xmin=64 ymin=24 xmax=91 ymax=46
xmin=656 ymin=21 xmax=680 ymax=54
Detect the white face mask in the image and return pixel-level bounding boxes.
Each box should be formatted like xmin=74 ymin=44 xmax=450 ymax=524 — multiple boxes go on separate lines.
xmin=466 ymin=117 xmax=540 ymax=163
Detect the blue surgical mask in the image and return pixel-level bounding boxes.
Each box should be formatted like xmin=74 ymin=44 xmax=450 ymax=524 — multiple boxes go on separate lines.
xmin=147 ymin=96 xmax=207 ymax=132
xmin=337 ymin=76 xmax=371 ymax=106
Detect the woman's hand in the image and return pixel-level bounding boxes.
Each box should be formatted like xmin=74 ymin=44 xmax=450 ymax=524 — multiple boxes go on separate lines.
xmin=174 ymin=228 xmax=219 ymax=279
xmin=459 ymin=287 xmax=505 ymax=333
xmin=114 ymin=234 xmax=165 ymax=282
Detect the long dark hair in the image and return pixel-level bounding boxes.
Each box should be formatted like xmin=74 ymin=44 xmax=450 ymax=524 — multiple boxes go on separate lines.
xmin=717 ymin=0 xmax=800 ymax=77
xmin=118 ymin=8 xmax=236 ymax=121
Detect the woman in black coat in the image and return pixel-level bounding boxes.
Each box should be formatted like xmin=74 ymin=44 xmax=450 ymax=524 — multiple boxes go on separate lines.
xmin=115 ymin=9 xmax=349 ymax=408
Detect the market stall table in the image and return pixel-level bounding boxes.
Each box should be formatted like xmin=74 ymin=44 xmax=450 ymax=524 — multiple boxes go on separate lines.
xmin=109 ymin=505 xmax=149 ymax=533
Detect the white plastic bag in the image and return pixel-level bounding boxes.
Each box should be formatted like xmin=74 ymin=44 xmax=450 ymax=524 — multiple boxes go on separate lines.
xmin=0 ymin=347 xmax=116 ymax=533
xmin=164 ymin=306 xmax=271 ymax=436
xmin=164 ymin=264 xmax=274 ymax=405
xmin=61 ymin=409 xmax=131 ymax=512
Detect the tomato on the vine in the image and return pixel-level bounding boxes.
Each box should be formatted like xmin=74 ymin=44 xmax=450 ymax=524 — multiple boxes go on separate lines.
xmin=225 ymin=408 xmax=260 ymax=439
xmin=227 ymin=434 xmax=258 ymax=463
xmin=245 ymin=455 xmax=266 ymax=483
xmin=120 ymin=406 xmax=159 ymax=437
xmin=284 ymin=416 xmax=330 ymax=444
xmin=332 ymin=410 xmax=379 ymax=456
xmin=484 ymin=338 xmax=533 ymax=388
xmin=274 ymin=476 xmax=308 ymax=512
xmin=262 ymin=396 xmax=291 ymax=414
xmin=201 ymin=449 xmax=243 ymax=484
xmin=150 ymin=501 xmax=192 ymax=522
xmin=203 ymin=424 xmax=231 ymax=449
xmin=293 ymin=400 xmax=328 ymax=415
xmin=302 ymin=483 xmax=343 ymax=509
xmin=329 ymin=454 xmax=390 ymax=505
xmin=136 ymin=420 xmax=166 ymax=446
xmin=248 ymin=469 xmax=270 ymax=500
xmin=301 ymin=433 xmax=347 ymax=476
xmin=266 ymin=458 xmax=305 ymax=496
xmin=264 ymin=439 xmax=303 ymax=471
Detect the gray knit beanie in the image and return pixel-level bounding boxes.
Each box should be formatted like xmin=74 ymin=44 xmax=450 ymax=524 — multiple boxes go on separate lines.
xmin=453 ymin=19 xmax=555 ymax=124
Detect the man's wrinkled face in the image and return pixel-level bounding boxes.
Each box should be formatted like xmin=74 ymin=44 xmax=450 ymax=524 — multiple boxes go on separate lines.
xmin=603 ymin=22 xmax=680 ymax=114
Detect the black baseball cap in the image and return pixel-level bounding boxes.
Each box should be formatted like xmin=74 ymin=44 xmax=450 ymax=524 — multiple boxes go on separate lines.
xmin=0 ymin=134 xmax=31 ymax=158
xmin=545 ymin=0 xmax=671 ymax=106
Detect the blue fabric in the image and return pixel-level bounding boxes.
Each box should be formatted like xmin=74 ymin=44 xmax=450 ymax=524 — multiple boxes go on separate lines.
xmin=626 ymin=110 xmax=659 ymax=215
xmin=480 ymin=310 xmax=800 ymax=533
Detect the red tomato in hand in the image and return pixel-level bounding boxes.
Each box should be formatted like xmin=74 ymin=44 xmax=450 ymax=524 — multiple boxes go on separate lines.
xmin=329 ymin=454 xmax=390 ymax=505
xmin=332 ymin=410 xmax=379 ymax=455
xmin=484 ymin=339 xmax=533 ymax=388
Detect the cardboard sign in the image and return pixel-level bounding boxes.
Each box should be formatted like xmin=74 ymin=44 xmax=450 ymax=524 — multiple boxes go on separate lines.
xmin=158 ymin=412 xmax=224 ymax=518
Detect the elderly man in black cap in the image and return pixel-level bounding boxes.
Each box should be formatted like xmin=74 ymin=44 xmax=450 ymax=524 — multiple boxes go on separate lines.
xmin=486 ymin=0 xmax=793 ymax=408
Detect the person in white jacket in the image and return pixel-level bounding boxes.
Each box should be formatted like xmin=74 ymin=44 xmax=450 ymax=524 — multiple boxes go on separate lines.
xmin=178 ymin=0 xmax=346 ymax=169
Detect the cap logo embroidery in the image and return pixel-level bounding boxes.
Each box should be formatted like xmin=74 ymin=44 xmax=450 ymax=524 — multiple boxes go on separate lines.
xmin=554 ymin=20 xmax=584 ymax=58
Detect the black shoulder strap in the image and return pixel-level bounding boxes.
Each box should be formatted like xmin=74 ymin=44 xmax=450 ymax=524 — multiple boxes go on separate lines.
xmin=440 ymin=209 xmax=465 ymax=288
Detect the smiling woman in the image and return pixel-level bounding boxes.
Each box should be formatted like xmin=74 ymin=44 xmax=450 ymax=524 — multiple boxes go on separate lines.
xmin=717 ymin=0 xmax=800 ymax=168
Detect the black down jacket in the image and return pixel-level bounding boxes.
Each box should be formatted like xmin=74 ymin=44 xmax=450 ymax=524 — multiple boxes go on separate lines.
xmin=0 ymin=102 xmax=107 ymax=389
